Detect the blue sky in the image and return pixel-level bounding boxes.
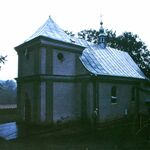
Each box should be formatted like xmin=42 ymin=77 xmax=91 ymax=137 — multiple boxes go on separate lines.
xmin=0 ymin=0 xmax=150 ymax=80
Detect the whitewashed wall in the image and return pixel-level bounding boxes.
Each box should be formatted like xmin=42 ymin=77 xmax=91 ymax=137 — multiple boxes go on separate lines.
xmin=20 ymin=49 xmax=35 ymax=76
xmin=53 ymin=82 xmax=81 ymax=122
xmin=20 ymin=82 xmax=34 ymax=121
xmin=99 ymin=82 xmax=136 ymax=122
xmin=86 ymin=82 xmax=94 ymax=120
xmin=40 ymin=82 xmax=46 ymax=122
xmin=53 ymin=49 xmax=76 ymax=75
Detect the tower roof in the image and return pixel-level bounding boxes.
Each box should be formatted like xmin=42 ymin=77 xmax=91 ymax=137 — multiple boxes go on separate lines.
xmin=24 ymin=16 xmax=92 ymax=48
xmin=25 ymin=16 xmax=72 ymax=43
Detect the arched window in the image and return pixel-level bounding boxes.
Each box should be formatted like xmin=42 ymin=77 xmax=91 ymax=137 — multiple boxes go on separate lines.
xmin=111 ymin=86 xmax=117 ymax=104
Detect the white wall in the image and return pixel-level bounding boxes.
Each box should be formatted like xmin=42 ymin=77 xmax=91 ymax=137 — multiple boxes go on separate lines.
xmin=53 ymin=82 xmax=81 ymax=122
xmin=53 ymin=49 xmax=76 ymax=75
xmin=40 ymin=82 xmax=46 ymax=122
xmin=20 ymin=49 xmax=35 ymax=76
xmin=86 ymin=82 xmax=94 ymax=120
xmin=20 ymin=82 xmax=34 ymax=121
xmin=40 ymin=47 xmax=46 ymax=74
xmin=99 ymin=82 xmax=136 ymax=122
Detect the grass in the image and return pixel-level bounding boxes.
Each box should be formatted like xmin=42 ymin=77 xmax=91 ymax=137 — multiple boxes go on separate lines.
xmin=0 ymin=120 xmax=150 ymax=150
xmin=0 ymin=112 xmax=150 ymax=150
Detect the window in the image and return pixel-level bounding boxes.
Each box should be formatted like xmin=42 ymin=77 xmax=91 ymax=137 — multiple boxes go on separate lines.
xmin=57 ymin=53 xmax=64 ymax=62
xmin=131 ymin=87 xmax=136 ymax=101
xmin=111 ymin=86 xmax=117 ymax=104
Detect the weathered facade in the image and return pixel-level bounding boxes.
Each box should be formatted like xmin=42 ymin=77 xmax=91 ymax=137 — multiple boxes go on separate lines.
xmin=15 ymin=17 xmax=148 ymax=125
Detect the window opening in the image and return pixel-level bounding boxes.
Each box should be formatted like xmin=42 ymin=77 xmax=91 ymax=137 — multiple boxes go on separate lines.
xmin=111 ymin=86 xmax=117 ymax=104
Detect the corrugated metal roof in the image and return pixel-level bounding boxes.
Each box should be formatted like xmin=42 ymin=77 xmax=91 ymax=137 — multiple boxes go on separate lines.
xmin=25 ymin=16 xmax=146 ymax=80
xmin=80 ymin=45 xmax=146 ymax=79
xmin=25 ymin=16 xmax=70 ymax=43
xmin=25 ymin=16 xmax=90 ymax=47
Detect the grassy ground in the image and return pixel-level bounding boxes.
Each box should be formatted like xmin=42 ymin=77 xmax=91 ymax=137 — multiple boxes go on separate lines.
xmin=0 ymin=120 xmax=150 ymax=150
xmin=0 ymin=112 xmax=150 ymax=150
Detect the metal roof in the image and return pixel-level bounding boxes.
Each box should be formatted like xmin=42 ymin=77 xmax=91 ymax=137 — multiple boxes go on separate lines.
xmin=25 ymin=16 xmax=91 ymax=48
xmin=80 ymin=45 xmax=146 ymax=79
xmin=25 ymin=16 xmax=146 ymax=80
xmin=25 ymin=16 xmax=70 ymax=43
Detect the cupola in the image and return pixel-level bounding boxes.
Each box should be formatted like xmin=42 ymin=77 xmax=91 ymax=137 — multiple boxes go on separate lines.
xmin=98 ymin=20 xmax=106 ymax=48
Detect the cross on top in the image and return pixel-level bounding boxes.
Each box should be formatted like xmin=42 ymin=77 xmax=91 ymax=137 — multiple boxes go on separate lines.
xmin=100 ymin=14 xmax=103 ymax=26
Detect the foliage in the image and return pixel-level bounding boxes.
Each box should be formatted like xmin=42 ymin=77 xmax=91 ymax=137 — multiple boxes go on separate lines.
xmin=64 ymin=30 xmax=75 ymax=37
xmin=0 ymin=80 xmax=17 ymax=104
xmin=0 ymin=55 xmax=7 ymax=70
xmin=78 ymin=29 xmax=99 ymax=44
xmin=66 ymin=29 xmax=150 ymax=78
xmin=0 ymin=55 xmax=7 ymax=64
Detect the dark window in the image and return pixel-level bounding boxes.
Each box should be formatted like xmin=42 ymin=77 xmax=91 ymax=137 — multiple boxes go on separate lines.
xmin=111 ymin=86 xmax=117 ymax=104
xmin=57 ymin=53 xmax=64 ymax=62
xmin=131 ymin=87 xmax=136 ymax=101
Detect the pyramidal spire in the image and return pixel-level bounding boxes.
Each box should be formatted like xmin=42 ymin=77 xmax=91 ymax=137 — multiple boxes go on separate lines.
xmin=98 ymin=16 xmax=106 ymax=48
xmin=24 ymin=16 xmax=71 ymax=43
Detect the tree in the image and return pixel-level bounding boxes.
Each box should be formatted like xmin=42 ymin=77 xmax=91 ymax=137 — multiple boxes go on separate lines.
xmin=0 ymin=80 xmax=17 ymax=104
xmin=0 ymin=55 xmax=7 ymax=89
xmin=78 ymin=29 xmax=99 ymax=44
xmin=0 ymin=55 xmax=7 ymax=70
xmin=0 ymin=55 xmax=7 ymax=64
xmin=64 ymin=31 xmax=75 ymax=37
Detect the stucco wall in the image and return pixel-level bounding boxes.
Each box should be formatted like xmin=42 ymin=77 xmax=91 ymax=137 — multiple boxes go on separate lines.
xmin=19 ymin=82 xmax=35 ymax=121
xmin=52 ymin=49 xmax=87 ymax=75
xmin=19 ymin=49 xmax=35 ymax=76
xmin=75 ymin=82 xmax=82 ymax=113
xmin=86 ymin=82 xmax=94 ymax=120
xmin=75 ymin=54 xmax=88 ymax=75
xmin=40 ymin=82 xmax=46 ymax=122
xmin=53 ymin=49 xmax=76 ymax=75
xmin=39 ymin=48 xmax=46 ymax=74
xmin=99 ymin=82 xmax=136 ymax=122
xmin=53 ymin=82 xmax=81 ymax=122
xmin=139 ymin=89 xmax=150 ymax=114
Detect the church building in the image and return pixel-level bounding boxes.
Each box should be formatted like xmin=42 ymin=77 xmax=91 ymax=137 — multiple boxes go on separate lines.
xmin=15 ymin=17 xmax=148 ymax=124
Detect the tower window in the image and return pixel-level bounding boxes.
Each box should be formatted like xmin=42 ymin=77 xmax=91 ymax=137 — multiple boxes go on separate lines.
xmin=111 ymin=86 xmax=117 ymax=104
xmin=57 ymin=53 xmax=64 ymax=62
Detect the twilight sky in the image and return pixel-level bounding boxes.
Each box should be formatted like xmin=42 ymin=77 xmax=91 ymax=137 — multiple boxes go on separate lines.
xmin=0 ymin=0 xmax=149 ymax=80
